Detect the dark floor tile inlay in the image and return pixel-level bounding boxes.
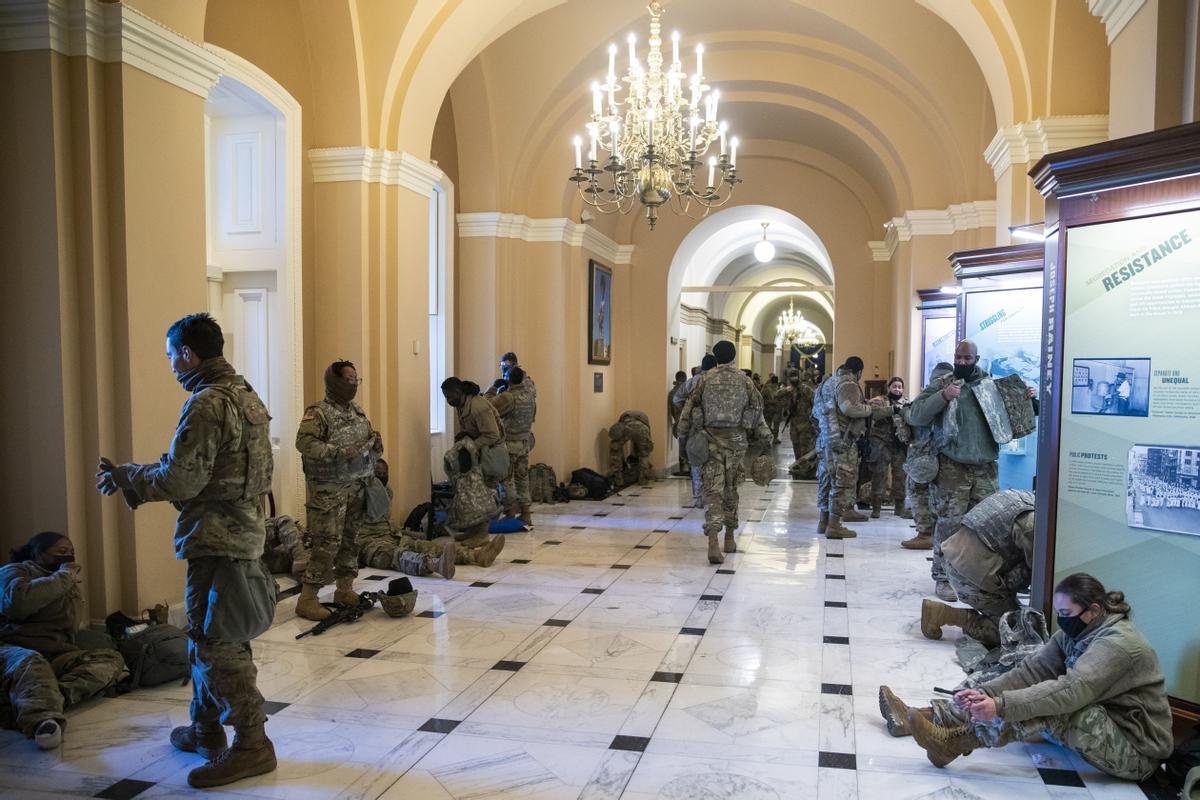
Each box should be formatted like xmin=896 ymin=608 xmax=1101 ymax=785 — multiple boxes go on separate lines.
xmin=668 ymin=516 xmax=684 ymax=520
xmin=651 ymin=671 xmax=684 ymax=683
xmin=470 ymin=581 xmax=494 ymax=588
xmin=1038 ymin=768 xmax=1086 ymax=788
xmin=634 ymin=544 xmax=652 ymax=549
xmin=699 ymin=594 xmax=723 ymax=601
xmin=824 ymin=601 xmax=848 ymax=608
xmin=821 ymin=683 xmax=853 ymax=695
xmin=716 ymin=569 xmax=735 ymax=575
xmin=544 ymin=619 xmax=571 ymax=627
xmin=493 ymin=660 xmax=525 ymax=671
xmin=610 ymin=735 xmax=651 ymax=752
xmin=825 ymin=573 xmax=846 ymax=580
xmin=278 ymin=585 xmax=301 ymax=598
xmin=593 ymin=513 xmax=609 ymax=517
xmin=610 ymin=564 xmax=631 ymax=570
xmin=261 ymin=700 xmax=291 ymax=716
xmin=823 ymin=635 xmax=850 ymax=645
xmin=653 ymin=529 xmax=671 ymax=533
xmin=418 ymin=718 xmax=461 ymax=734
xmin=417 ymin=610 xmax=446 ymax=618
xmin=544 ymin=540 xmax=563 ymax=545
xmin=571 ymin=526 xmax=587 ymax=530
xmin=364 ymin=574 xmax=390 ymax=580
xmin=345 ymin=648 xmax=379 ymax=659
xmin=582 ymin=588 xmax=605 ymax=594
xmin=680 ymin=627 xmax=706 ymax=636
xmin=510 ymin=558 xmax=531 ymax=564
xmin=826 ymin=553 xmax=844 ymax=558
xmin=818 ymin=752 xmax=857 ymax=770
xmin=94 ymin=779 xmax=157 ymax=800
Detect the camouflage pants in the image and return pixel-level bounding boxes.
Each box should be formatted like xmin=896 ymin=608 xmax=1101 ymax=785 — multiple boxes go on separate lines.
xmin=817 ymin=444 xmax=859 ymax=516
xmin=186 ymin=557 xmax=265 ymax=729
xmin=945 ymin=558 xmax=1020 ymax=647
xmin=907 ymin=477 xmax=933 ymax=534
xmin=932 ymin=700 xmax=1159 ymax=782
xmin=0 ymin=645 xmax=127 ymax=735
xmin=677 ymin=434 xmax=690 ymax=473
xmin=869 ymin=443 xmax=907 ymax=505
xmin=502 ymin=437 xmax=531 ymax=512
xmin=609 ymin=430 xmax=653 ymax=483
xmin=700 ymin=444 xmax=747 ymax=535
xmin=765 ymin=409 xmax=783 ymax=440
xmin=357 ymin=526 xmax=443 ymax=574
xmin=303 ymin=479 xmax=367 ymax=585
xmin=790 ymin=422 xmax=816 ymax=477
xmin=929 ymin=456 xmax=998 ymax=581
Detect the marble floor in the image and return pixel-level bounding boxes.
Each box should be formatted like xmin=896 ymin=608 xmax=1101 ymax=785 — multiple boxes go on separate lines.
xmin=1 ymin=456 xmax=1161 ymax=799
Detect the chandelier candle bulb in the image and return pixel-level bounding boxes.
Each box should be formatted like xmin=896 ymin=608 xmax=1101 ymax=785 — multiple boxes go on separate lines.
xmin=608 ymin=43 xmax=617 ymax=78
xmin=708 ymin=156 xmax=716 ymax=188
xmin=646 ymin=109 xmax=655 ymax=147
xmin=592 ymin=82 xmax=601 ymax=116
xmin=730 ymin=136 xmax=738 ymax=168
xmin=589 ymin=129 xmax=597 ymax=162
xmin=672 ymin=30 xmax=680 ymax=66
xmin=695 ymin=42 xmax=703 ymax=76
xmin=719 ymin=122 xmax=727 ymax=155
xmin=689 ymin=116 xmax=697 ymax=151
xmin=574 ymin=136 xmax=582 ymax=170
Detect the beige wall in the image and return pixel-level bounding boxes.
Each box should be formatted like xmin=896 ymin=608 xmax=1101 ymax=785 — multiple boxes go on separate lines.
xmin=1109 ymin=0 xmax=1200 ymax=138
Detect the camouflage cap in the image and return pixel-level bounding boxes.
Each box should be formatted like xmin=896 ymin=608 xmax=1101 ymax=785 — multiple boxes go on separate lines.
xmin=379 ymin=589 xmax=418 ymax=618
xmin=750 ymin=454 xmax=775 ymax=487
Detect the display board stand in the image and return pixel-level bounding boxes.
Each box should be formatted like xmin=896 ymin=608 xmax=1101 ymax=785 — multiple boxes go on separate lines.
xmin=916 ymin=288 xmax=957 ymax=387
xmin=1031 ymin=122 xmax=1200 ymax=715
xmin=950 ymin=244 xmax=1045 ymax=492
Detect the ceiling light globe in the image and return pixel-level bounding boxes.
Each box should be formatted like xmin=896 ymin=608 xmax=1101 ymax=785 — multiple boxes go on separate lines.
xmin=754 ymin=239 xmax=775 ymax=263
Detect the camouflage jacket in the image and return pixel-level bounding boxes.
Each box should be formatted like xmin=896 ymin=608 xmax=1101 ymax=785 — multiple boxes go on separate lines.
xmin=296 ymin=398 xmax=379 ymax=485
xmin=909 ymin=366 xmax=999 ymax=465
xmin=677 ymin=364 xmax=769 ymax=448
xmin=126 ymin=358 xmax=272 ymax=562
xmin=868 ymin=394 xmax=908 ymax=451
xmin=444 ymin=438 xmax=499 ymax=530
xmin=489 ymin=381 xmax=536 ymax=440
xmin=0 ymin=561 xmax=82 ymax=656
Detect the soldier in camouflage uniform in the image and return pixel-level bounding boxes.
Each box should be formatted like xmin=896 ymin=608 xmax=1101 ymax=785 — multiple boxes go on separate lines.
xmin=356 ymin=459 xmax=457 ymax=579
xmin=899 ymin=362 xmax=953 ymax=549
xmin=488 ymin=366 xmax=537 ymax=526
xmin=883 ymin=574 xmax=1173 ymax=782
xmin=909 ymin=341 xmax=1000 ymax=602
xmin=608 ymin=410 xmax=654 ymax=487
xmin=919 ymin=489 xmax=1036 ymax=647
xmin=785 ymin=374 xmax=818 ymax=478
xmin=0 ymin=532 xmax=128 ymax=750
xmin=677 ymin=340 xmax=770 ymax=564
xmin=761 ymin=375 xmax=784 ymax=443
xmin=261 ymin=515 xmax=308 ymax=577
xmin=441 ymin=378 xmax=506 ymax=563
xmin=674 ymin=356 xmax=717 ymax=507
xmin=96 ymin=313 xmax=277 ymax=787
xmin=814 ymin=357 xmax=890 ymax=539
xmin=294 ymin=360 xmax=383 ymax=622
xmin=669 ymin=371 xmax=689 ymax=475
xmin=868 ymin=377 xmax=909 ymax=518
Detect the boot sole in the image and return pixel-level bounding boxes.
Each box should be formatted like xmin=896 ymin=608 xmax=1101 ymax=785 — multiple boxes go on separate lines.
xmin=878 ymin=687 xmax=909 ymax=737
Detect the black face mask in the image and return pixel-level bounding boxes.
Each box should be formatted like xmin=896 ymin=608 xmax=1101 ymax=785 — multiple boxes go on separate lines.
xmin=953 ymin=362 xmax=976 ymax=380
xmin=44 ymin=555 xmax=74 ymax=571
xmin=889 ymin=390 xmax=903 ymax=398
xmin=1057 ymin=613 xmax=1090 ymax=640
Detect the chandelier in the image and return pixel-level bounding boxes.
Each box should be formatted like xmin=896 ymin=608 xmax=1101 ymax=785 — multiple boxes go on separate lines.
xmin=569 ymin=0 xmax=741 ymax=229
xmin=777 ymin=298 xmax=821 ymax=347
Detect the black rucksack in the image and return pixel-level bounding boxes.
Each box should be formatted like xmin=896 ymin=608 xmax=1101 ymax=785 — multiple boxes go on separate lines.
xmin=570 ymin=468 xmax=611 ymax=500
xmin=117 ymin=624 xmax=190 ymax=689
xmin=1166 ymin=723 xmax=1200 ymax=788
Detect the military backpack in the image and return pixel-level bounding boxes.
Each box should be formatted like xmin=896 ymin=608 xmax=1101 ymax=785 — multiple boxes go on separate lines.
xmin=528 ymin=463 xmax=557 ymax=503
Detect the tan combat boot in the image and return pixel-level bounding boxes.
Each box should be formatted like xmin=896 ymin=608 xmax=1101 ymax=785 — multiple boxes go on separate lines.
xmin=825 ymin=515 xmax=858 ymax=539
xmin=333 ymin=575 xmax=359 ymax=606
xmin=187 ymin=724 xmax=277 ymax=788
xmin=723 ymin=527 xmax=738 ymax=554
xmin=907 ymin=709 xmax=978 ymax=768
xmin=901 ymin=531 xmax=933 ymax=550
xmin=170 ymin=723 xmax=227 ymax=761
xmin=706 ymin=531 xmax=725 ymax=564
xmin=920 ymin=598 xmax=972 ymax=640
xmin=470 ymin=535 xmax=506 ymax=567
xmin=878 ymin=686 xmax=933 ymax=737
xmin=817 ymin=511 xmax=829 ymax=535
xmin=870 ymin=499 xmax=882 ymax=519
xmin=295 ymin=583 xmax=330 ymax=621
xmin=843 ymin=507 xmax=869 ymax=522
xmin=431 ymin=542 xmax=456 ymax=580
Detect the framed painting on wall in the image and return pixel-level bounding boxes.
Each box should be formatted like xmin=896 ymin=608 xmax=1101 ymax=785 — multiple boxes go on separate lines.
xmin=588 ymin=260 xmax=613 ymax=365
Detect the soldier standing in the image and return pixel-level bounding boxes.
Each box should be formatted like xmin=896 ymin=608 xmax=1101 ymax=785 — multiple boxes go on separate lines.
xmin=678 ymin=340 xmax=770 ymax=564
xmin=294 ymin=360 xmax=382 ymax=622
xmin=900 ymin=362 xmax=954 ymax=550
xmin=785 ymin=373 xmax=818 ymax=477
xmin=814 ymin=357 xmax=890 ymax=539
xmin=761 ymin=375 xmax=784 ymax=443
xmin=489 ymin=366 xmax=537 ymax=526
xmin=867 ymin=377 xmax=909 ymax=518
xmin=674 ymin=355 xmax=717 ymax=506
xmin=96 ymin=313 xmax=277 ymax=788
xmin=669 ymin=371 xmax=688 ymax=475
xmin=908 ymin=340 xmax=1000 ymax=602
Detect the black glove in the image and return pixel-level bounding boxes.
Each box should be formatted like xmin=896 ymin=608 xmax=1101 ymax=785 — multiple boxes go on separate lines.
xmin=96 ymin=457 xmax=133 ymax=496
xmin=491 ymin=379 xmax=508 ymax=392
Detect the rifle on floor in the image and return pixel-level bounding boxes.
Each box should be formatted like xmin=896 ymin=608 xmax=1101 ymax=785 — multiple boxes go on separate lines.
xmin=295 ymin=594 xmax=377 ymax=639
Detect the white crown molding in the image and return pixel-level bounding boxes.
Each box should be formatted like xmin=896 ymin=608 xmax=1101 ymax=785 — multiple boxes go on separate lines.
xmin=456 ymin=212 xmax=635 ymax=265
xmin=308 ymin=147 xmax=445 ymax=196
xmin=867 ymin=200 xmax=997 ymax=262
xmin=984 ymin=115 xmax=1109 ymax=180
xmin=1088 ymin=0 xmax=1147 ymax=44
xmin=0 ymin=0 xmax=224 ymax=97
